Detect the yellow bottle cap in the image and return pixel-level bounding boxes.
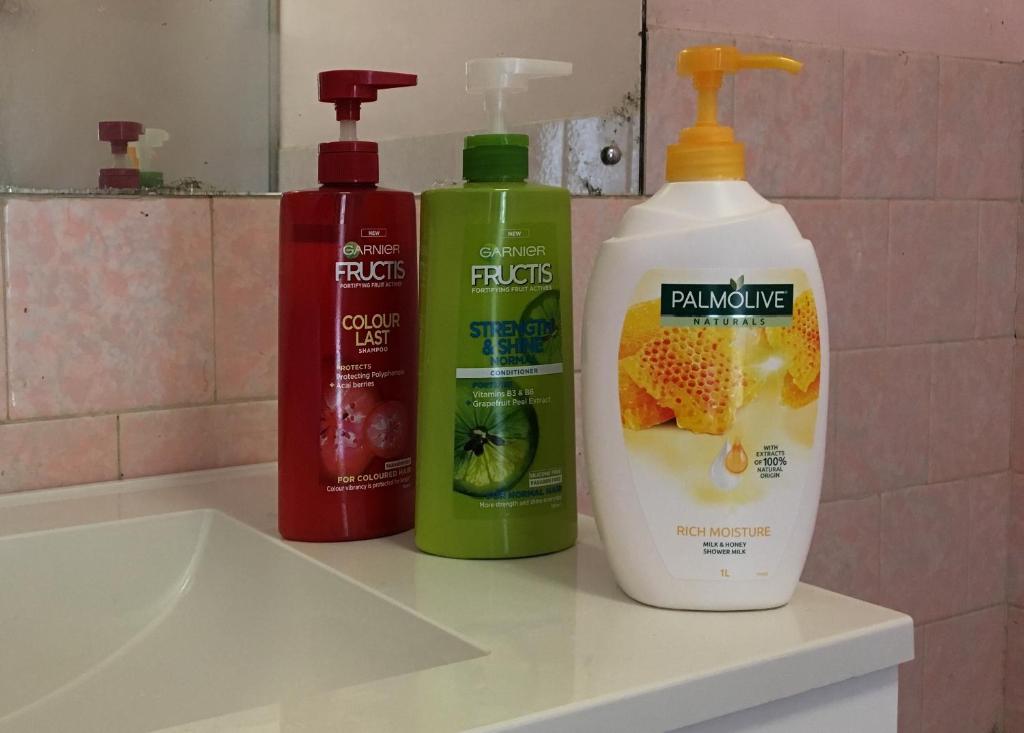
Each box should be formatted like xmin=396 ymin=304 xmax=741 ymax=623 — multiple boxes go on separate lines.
xmin=666 ymin=46 xmax=802 ymax=183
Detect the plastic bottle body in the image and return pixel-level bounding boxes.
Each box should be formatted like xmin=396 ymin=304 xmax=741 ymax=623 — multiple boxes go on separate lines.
xmin=415 ymin=182 xmax=577 ymax=558
xmin=278 ymin=185 xmax=418 ymax=542
xmin=582 ymin=181 xmax=828 ymax=609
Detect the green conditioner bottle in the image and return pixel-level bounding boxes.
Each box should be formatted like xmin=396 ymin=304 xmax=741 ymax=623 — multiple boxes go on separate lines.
xmin=415 ymin=57 xmax=577 ymax=558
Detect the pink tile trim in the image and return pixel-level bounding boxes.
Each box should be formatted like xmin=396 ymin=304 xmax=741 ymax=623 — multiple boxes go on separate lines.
xmin=647 ymin=0 xmax=1024 ymax=63
xmin=119 ymin=401 xmax=277 ymax=479
xmin=898 ymin=632 xmax=924 ymax=733
xmin=880 ymin=481 xmax=970 ymax=623
xmin=921 ymin=605 xmax=1006 ymax=733
xmin=1017 ymin=206 xmax=1024 ymax=338
xmin=842 ymin=50 xmax=938 ymax=199
xmin=733 ymin=39 xmax=842 ymax=197
xmin=1010 ymin=473 xmax=1024 ymax=606
xmin=1008 ymin=607 xmax=1024 ymax=732
xmin=212 ymin=198 xmax=279 ymax=400
xmin=784 ymin=199 xmax=888 ymax=351
xmin=966 ymin=472 xmax=1010 ymax=609
xmin=4 ymin=198 xmax=215 ymax=419
xmin=929 ymin=339 xmax=1013 ymax=482
xmin=937 ymin=57 xmax=1023 ymax=200
xmin=0 ymin=415 xmax=118 ymax=493
xmin=832 ymin=346 xmax=930 ymax=498
xmin=1014 ymin=343 xmax=1024 ymax=475
xmin=648 ymin=0 xmax=840 ymax=45
xmin=976 ymin=202 xmax=1018 ymax=338
xmin=887 ymin=201 xmax=977 ymax=345
xmin=801 ymin=496 xmax=880 ymax=603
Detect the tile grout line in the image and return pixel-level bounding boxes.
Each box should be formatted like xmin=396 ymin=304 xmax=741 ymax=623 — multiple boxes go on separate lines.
xmin=873 ymin=491 xmax=881 ymax=614
xmin=1010 ymin=323 xmax=1019 ymax=481
xmin=913 ymin=600 xmax=1007 ymax=631
xmin=876 ymin=211 xmax=884 ymax=614
xmin=973 ymin=201 xmax=982 ymax=340
xmin=881 ymin=199 xmax=891 ymax=347
xmin=0 ymin=396 xmax=279 ymax=427
xmin=115 ymin=414 xmax=123 ymax=480
xmin=820 ymin=467 xmax=1016 ymax=507
xmin=1019 ymin=58 xmax=1024 ymax=209
xmin=925 ymin=332 xmax=936 ymax=485
xmin=830 ymin=334 xmax=1015 ymax=354
xmin=838 ymin=47 xmax=846 ymax=199
xmin=885 ymin=201 xmax=896 ymax=349
xmin=0 ymin=198 xmax=10 ymax=423
xmin=637 ymin=0 xmax=648 ymax=195
xmin=208 ymin=198 xmax=219 ymax=403
xmin=933 ymin=55 xmax=942 ymax=201
xmin=964 ymin=466 xmax=977 ymax=612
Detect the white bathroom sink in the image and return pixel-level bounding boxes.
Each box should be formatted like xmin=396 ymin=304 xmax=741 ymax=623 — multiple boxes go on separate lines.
xmin=0 ymin=510 xmax=483 ymax=733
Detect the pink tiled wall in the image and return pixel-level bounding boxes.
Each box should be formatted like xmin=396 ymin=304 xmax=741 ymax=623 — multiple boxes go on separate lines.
xmin=641 ymin=5 xmax=1022 ymax=732
xmin=1 ymin=7 xmax=1022 ymax=732
xmin=0 ymin=197 xmax=278 ymax=491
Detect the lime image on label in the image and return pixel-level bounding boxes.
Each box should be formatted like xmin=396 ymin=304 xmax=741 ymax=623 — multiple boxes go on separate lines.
xmin=520 ymin=289 xmax=561 ymax=365
xmin=453 ymin=380 xmax=539 ymax=497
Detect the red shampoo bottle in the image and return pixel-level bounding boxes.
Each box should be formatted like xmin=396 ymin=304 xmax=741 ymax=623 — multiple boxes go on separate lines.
xmin=278 ymin=70 xmax=418 ymax=541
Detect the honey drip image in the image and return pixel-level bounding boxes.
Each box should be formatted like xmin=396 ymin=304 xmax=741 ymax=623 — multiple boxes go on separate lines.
xmin=618 ymin=290 xmax=820 ymax=436
xmin=724 ymin=441 xmax=748 ymax=473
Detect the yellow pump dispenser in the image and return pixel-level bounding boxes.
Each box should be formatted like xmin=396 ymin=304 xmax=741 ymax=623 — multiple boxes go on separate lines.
xmin=667 ymin=46 xmax=802 ymax=182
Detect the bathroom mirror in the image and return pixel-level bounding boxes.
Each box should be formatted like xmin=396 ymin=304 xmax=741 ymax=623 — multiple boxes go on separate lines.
xmin=0 ymin=0 xmax=643 ymax=196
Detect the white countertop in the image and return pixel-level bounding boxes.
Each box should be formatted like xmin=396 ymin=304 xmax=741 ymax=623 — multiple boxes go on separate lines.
xmin=0 ymin=464 xmax=913 ymax=732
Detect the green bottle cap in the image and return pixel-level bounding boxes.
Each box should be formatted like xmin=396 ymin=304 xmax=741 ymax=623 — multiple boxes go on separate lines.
xmin=463 ymin=133 xmax=528 ymax=182
xmin=139 ymin=170 xmax=164 ymax=188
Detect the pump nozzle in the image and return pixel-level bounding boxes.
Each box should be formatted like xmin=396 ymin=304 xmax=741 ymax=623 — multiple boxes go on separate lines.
xmin=466 ymin=58 xmax=572 ymax=134
xmin=667 ymin=46 xmax=802 ymax=182
xmin=315 ymin=70 xmax=418 ymax=185
xmin=462 ymin=58 xmax=571 ymax=182
xmin=98 ymin=120 xmax=143 ymax=189
xmin=130 ymin=128 xmax=170 ymax=188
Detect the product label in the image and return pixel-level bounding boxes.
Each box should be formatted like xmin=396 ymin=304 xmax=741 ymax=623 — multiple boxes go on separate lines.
xmin=617 ymin=268 xmax=823 ymax=580
xmin=452 ymin=224 xmax=568 ymax=516
xmin=320 ymin=231 xmax=415 ymax=495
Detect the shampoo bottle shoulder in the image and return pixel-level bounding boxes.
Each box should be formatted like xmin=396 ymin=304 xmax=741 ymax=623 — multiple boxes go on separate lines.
xmin=278 ymin=70 xmax=419 ymax=542
xmin=582 ymin=47 xmax=829 ymax=609
xmin=416 ymin=58 xmax=577 ymax=559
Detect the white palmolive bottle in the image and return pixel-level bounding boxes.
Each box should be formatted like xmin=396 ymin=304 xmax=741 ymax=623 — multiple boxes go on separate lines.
xmin=582 ymin=47 xmax=829 ymax=610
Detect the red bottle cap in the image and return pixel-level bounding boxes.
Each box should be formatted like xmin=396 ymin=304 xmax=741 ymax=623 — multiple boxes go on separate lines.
xmin=99 ymin=168 xmax=141 ymax=189
xmin=98 ymin=120 xmax=144 ymax=155
xmin=316 ymin=70 xmax=417 ymax=185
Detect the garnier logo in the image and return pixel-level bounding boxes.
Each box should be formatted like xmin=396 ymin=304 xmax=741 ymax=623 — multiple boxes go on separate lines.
xmin=479 ymin=245 xmax=547 ymax=258
xmin=661 ymin=276 xmax=794 ymax=327
xmin=342 ymin=241 xmax=401 ymax=258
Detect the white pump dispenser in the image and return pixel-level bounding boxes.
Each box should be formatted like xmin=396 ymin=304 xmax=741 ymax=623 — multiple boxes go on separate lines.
xmin=132 ymin=129 xmax=169 ymax=172
xmin=465 ymin=57 xmax=572 ymax=133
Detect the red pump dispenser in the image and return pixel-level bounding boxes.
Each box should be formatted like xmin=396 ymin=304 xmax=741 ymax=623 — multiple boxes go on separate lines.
xmin=278 ymin=70 xmax=419 ymax=542
xmin=98 ymin=120 xmax=143 ymax=189
xmin=317 ymin=70 xmax=416 ymax=185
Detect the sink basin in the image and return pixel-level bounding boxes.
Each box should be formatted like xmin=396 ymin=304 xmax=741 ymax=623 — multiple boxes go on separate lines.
xmin=0 ymin=510 xmax=483 ymax=732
